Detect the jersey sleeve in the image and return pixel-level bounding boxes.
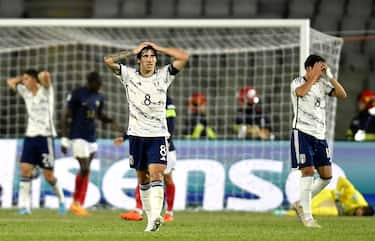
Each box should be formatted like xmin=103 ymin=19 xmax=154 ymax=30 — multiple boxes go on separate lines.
xmin=98 ymin=96 xmax=105 ymax=114
xmin=324 ymin=81 xmax=335 ymax=96
xmin=66 ymin=89 xmax=79 ymax=110
xmin=166 ymin=96 xmax=176 ymax=135
xmin=16 ymin=84 xmax=27 ymax=98
xmin=162 ymin=64 xmax=177 ymax=87
xmin=290 ymin=78 xmax=302 ymax=96
xmin=119 ymin=64 xmax=130 ymax=84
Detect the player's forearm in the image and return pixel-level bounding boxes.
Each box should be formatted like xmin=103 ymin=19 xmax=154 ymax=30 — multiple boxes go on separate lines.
xmin=158 ymin=47 xmax=189 ymax=65
xmin=99 ymin=114 xmax=123 ymax=133
xmin=6 ymin=76 xmax=22 ymax=90
xmin=104 ymin=50 xmax=134 ymax=64
xmin=330 ymin=78 xmax=347 ymax=99
xmin=295 ymin=80 xmax=315 ymax=97
xmin=38 ymin=71 xmax=51 ymax=88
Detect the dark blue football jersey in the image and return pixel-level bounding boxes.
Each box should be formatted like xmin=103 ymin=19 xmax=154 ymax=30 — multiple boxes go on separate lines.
xmin=67 ymin=86 xmax=104 ymax=142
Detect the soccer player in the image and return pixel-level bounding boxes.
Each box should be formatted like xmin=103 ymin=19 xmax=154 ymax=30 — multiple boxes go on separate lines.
xmin=116 ymin=95 xmax=177 ymax=222
xmin=104 ymin=42 xmax=188 ymax=232
xmin=290 ymin=54 xmax=347 ymax=228
xmin=286 ymin=176 xmax=374 ymax=217
xmin=6 ymin=70 xmax=66 ymax=215
xmin=61 ymin=71 xmax=122 ymax=216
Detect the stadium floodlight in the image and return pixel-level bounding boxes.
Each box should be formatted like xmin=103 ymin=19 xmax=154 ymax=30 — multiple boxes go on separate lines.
xmin=0 ymin=19 xmax=342 ymax=210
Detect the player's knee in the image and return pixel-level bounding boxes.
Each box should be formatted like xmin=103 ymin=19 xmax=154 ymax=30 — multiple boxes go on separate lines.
xmin=149 ymin=171 xmax=164 ymax=182
xmin=44 ymin=172 xmax=56 ymax=185
xmin=301 ymin=166 xmax=315 ymax=176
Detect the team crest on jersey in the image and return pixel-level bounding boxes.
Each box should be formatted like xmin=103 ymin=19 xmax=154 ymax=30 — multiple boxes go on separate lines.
xmin=129 ymin=155 xmax=134 ymax=166
xmin=299 ymin=154 xmax=306 ymax=164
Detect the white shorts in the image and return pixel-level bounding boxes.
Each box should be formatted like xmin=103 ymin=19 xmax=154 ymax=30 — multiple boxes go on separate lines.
xmin=164 ymin=150 xmax=177 ymax=174
xmin=72 ymin=139 xmax=98 ymax=158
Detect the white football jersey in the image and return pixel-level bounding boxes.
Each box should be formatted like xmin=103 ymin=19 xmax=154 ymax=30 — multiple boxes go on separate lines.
xmin=290 ymin=76 xmax=333 ymax=140
xmin=118 ymin=64 xmax=176 ymax=137
xmin=17 ymin=84 xmax=57 ymax=137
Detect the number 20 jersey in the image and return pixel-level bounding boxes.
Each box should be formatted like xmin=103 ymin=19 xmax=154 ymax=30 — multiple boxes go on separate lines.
xmin=119 ymin=64 xmax=176 ymax=137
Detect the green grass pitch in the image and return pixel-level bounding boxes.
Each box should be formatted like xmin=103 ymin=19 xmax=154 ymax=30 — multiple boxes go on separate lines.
xmin=1 ymin=209 xmax=375 ymax=241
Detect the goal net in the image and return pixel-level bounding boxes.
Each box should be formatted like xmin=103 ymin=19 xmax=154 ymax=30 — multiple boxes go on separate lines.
xmin=0 ymin=20 xmax=342 ymax=211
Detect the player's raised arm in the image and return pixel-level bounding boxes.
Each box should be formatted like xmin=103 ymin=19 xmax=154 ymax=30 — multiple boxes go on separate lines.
xmin=38 ymin=71 xmax=52 ymax=88
xmin=295 ymin=62 xmax=323 ymax=97
xmin=324 ymin=66 xmax=347 ymax=99
xmin=6 ymin=76 xmax=22 ymax=91
xmin=143 ymin=42 xmax=189 ymax=71
xmin=104 ymin=43 xmax=149 ymax=74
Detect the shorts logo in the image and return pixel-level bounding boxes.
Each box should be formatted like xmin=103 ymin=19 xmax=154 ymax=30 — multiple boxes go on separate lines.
xmin=299 ymin=154 xmax=306 ymax=164
xmin=326 ymin=148 xmax=331 ymax=161
xmin=129 ymin=155 xmax=134 ymax=166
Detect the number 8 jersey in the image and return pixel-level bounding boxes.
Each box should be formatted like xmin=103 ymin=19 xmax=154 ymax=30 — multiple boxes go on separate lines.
xmin=118 ymin=64 xmax=178 ymax=137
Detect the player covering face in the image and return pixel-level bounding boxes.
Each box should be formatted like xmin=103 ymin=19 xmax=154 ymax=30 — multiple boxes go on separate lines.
xmin=290 ymin=54 xmax=347 ymax=228
xmin=104 ymin=42 xmax=188 ymax=232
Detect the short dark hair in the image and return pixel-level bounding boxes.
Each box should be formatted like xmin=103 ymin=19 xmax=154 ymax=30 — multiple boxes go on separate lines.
xmin=361 ymin=206 xmax=375 ymax=216
xmin=87 ymin=71 xmax=101 ymax=83
xmin=23 ymin=69 xmax=39 ymax=81
xmin=304 ymin=54 xmax=326 ymax=69
xmin=136 ymin=46 xmax=157 ymax=60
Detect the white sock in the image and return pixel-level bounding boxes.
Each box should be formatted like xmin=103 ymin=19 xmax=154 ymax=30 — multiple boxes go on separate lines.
xmin=19 ymin=177 xmax=31 ymax=210
xmin=311 ymin=177 xmax=331 ymax=197
xmin=51 ymin=179 xmax=65 ymax=204
xmin=300 ymin=176 xmax=313 ymax=220
xmin=150 ymin=180 xmax=164 ymax=221
xmin=134 ymin=208 xmax=143 ymax=215
xmin=139 ymin=183 xmax=151 ymax=224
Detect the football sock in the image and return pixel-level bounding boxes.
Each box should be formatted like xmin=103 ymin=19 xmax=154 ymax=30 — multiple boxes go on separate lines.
xmin=140 ymin=183 xmax=151 ymax=222
xmin=19 ymin=176 xmax=31 ymax=210
xmin=51 ymin=179 xmax=65 ymax=204
xmin=165 ymin=182 xmax=175 ymax=213
xmin=311 ymin=177 xmax=331 ymax=197
xmin=300 ymin=176 xmax=313 ymax=220
xmin=135 ymin=184 xmax=143 ymax=211
xmin=150 ymin=180 xmax=164 ymax=221
xmin=79 ymin=172 xmax=90 ymax=205
xmin=73 ymin=174 xmax=83 ymax=203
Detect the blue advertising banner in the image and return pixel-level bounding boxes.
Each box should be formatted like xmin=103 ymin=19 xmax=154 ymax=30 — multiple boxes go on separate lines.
xmin=0 ymin=140 xmax=374 ymax=210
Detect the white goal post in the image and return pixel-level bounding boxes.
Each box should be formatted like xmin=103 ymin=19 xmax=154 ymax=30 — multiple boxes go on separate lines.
xmin=0 ymin=19 xmax=343 ymax=211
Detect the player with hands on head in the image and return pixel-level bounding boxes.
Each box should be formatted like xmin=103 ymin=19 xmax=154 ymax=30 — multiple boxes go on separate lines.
xmin=7 ymin=70 xmax=66 ymax=215
xmin=115 ymin=95 xmax=177 ymax=223
xmin=104 ymin=42 xmax=188 ymax=232
xmin=60 ymin=71 xmax=122 ymax=216
xmin=290 ymin=54 xmax=347 ymax=228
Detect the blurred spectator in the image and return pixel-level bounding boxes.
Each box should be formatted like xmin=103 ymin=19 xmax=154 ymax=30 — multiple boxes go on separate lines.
xmin=233 ymin=86 xmax=273 ymax=140
xmin=346 ymin=89 xmax=375 ymax=141
xmin=183 ymin=93 xmax=216 ymax=139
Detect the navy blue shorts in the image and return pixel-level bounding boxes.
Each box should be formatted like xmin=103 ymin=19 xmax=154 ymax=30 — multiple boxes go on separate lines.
xmin=128 ymin=135 xmax=168 ymax=170
xmin=21 ymin=136 xmax=55 ymax=170
xmin=290 ymin=129 xmax=331 ymax=169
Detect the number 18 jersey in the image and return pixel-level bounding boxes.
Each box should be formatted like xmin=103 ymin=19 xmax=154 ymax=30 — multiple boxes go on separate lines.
xmin=119 ymin=64 xmax=177 ymax=137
